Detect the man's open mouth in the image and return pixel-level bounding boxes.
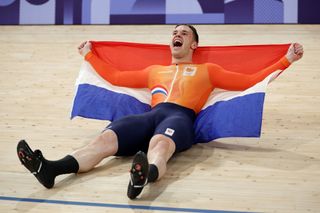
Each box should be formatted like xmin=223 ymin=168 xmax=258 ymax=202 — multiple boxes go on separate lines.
xmin=173 ymin=40 xmax=183 ymax=47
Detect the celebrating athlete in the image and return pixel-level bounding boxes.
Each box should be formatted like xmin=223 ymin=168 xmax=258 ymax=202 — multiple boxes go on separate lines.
xmin=17 ymin=25 xmax=303 ymax=199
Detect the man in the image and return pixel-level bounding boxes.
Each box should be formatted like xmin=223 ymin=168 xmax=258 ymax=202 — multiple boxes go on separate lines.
xmin=17 ymin=25 xmax=303 ymax=199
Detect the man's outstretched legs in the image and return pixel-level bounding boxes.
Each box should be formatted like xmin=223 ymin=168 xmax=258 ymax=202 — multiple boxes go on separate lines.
xmin=17 ymin=130 xmax=118 ymax=188
xmin=127 ymin=134 xmax=175 ymax=199
xmin=71 ymin=130 xmax=118 ymax=172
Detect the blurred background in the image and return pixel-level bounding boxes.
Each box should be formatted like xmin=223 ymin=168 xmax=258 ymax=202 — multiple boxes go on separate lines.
xmin=1 ymin=0 xmax=320 ymax=25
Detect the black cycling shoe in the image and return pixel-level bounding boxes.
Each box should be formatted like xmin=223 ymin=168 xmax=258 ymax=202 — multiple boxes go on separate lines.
xmin=17 ymin=140 xmax=54 ymax=189
xmin=127 ymin=151 xmax=149 ymax=199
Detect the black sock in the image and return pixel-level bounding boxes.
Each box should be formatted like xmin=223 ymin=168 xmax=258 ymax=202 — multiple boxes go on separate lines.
xmin=47 ymin=155 xmax=79 ymax=176
xmin=148 ymin=164 xmax=159 ymax=183
xmin=37 ymin=155 xmax=79 ymax=188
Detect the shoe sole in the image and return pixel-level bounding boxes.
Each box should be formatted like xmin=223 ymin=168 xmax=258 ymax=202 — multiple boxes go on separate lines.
xmin=127 ymin=151 xmax=149 ymax=199
xmin=17 ymin=140 xmax=53 ymax=189
xmin=17 ymin=140 xmax=39 ymax=173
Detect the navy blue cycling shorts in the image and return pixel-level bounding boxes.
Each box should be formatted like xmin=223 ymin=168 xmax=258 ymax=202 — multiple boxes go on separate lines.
xmin=105 ymin=103 xmax=196 ymax=156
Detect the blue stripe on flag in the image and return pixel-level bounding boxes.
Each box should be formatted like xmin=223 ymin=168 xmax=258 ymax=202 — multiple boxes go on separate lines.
xmin=71 ymin=84 xmax=151 ymax=121
xmin=194 ymin=93 xmax=266 ymax=143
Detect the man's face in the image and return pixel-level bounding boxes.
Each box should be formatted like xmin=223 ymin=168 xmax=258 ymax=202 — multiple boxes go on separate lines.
xmin=170 ymin=25 xmax=197 ymax=59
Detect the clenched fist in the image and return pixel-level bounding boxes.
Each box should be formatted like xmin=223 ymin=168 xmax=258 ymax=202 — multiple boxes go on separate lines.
xmin=286 ymin=43 xmax=304 ymax=63
xmin=78 ymin=41 xmax=92 ymax=57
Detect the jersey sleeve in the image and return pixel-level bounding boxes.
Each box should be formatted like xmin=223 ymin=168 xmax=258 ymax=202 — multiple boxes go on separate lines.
xmin=207 ymin=56 xmax=291 ymax=91
xmin=85 ymin=51 xmax=150 ymax=88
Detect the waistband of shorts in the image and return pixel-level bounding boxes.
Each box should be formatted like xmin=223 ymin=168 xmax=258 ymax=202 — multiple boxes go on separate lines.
xmin=153 ymin=102 xmax=196 ymax=120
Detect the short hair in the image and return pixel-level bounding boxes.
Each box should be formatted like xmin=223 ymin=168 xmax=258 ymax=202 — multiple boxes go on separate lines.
xmin=175 ymin=24 xmax=199 ymax=43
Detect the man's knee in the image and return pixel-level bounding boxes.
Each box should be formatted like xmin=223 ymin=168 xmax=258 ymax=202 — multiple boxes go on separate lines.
xmin=149 ymin=134 xmax=176 ymax=154
xmin=90 ymin=130 xmax=118 ymax=154
xmin=99 ymin=129 xmax=118 ymax=142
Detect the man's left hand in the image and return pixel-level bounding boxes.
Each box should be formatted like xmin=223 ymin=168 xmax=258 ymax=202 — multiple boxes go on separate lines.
xmin=286 ymin=43 xmax=304 ymax=63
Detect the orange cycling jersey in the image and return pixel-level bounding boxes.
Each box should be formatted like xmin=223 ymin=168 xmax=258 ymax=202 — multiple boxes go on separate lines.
xmin=85 ymin=51 xmax=290 ymax=113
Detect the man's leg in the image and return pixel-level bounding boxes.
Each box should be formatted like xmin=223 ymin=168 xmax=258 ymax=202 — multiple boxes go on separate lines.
xmin=17 ymin=130 xmax=118 ymax=188
xmin=147 ymin=134 xmax=176 ymax=181
xmin=71 ymin=130 xmax=118 ymax=172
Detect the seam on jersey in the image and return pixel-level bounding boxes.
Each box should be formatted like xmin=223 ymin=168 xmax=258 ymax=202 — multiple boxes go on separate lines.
xmin=165 ymin=65 xmax=179 ymax=102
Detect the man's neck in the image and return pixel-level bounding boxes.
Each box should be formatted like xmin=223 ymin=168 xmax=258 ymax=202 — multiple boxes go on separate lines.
xmin=171 ymin=56 xmax=193 ymax=65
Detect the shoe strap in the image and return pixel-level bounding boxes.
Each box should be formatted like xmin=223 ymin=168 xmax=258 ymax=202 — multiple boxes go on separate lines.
xmin=30 ymin=150 xmax=43 ymax=175
xmin=32 ymin=161 xmax=42 ymax=175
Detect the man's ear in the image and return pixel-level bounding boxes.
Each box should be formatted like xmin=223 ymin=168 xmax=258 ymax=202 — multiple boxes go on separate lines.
xmin=191 ymin=41 xmax=198 ymax=50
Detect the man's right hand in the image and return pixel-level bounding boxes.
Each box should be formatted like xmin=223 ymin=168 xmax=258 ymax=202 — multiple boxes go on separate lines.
xmin=78 ymin=41 xmax=92 ymax=57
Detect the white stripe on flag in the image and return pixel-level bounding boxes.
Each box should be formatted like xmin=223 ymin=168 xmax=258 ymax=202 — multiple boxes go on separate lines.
xmin=76 ymin=62 xmax=151 ymax=105
xmin=202 ymin=71 xmax=282 ymax=110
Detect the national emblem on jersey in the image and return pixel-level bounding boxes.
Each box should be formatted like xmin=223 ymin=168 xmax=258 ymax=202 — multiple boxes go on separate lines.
xmin=183 ymin=66 xmax=197 ymax=76
xmin=151 ymin=85 xmax=168 ymax=96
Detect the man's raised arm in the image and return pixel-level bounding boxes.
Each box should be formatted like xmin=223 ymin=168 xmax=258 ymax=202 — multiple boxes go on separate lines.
xmin=207 ymin=43 xmax=304 ymax=91
xmin=78 ymin=41 xmax=149 ymax=88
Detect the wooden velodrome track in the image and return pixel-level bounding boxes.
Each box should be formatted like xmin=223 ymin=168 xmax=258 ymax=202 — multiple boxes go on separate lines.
xmin=0 ymin=25 xmax=319 ymax=213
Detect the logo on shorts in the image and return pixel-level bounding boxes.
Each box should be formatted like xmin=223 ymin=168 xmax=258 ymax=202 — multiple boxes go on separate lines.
xmin=165 ymin=128 xmax=175 ymax=136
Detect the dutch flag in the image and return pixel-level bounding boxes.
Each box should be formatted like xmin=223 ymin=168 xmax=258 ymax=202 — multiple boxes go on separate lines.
xmin=71 ymin=41 xmax=290 ymax=143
